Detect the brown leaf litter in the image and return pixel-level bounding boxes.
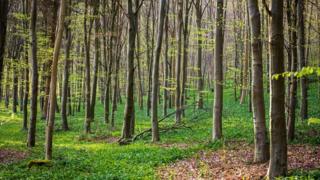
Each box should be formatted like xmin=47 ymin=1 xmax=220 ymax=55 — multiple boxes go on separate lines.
xmin=0 ymin=149 xmax=28 ymax=164
xmin=158 ymin=142 xmax=320 ymax=179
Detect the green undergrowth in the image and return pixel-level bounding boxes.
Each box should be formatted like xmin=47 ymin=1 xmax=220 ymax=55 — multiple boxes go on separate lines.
xmin=0 ymin=87 xmax=319 ymax=179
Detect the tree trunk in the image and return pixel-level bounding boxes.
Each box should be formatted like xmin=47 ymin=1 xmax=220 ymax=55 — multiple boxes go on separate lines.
xmin=45 ymin=0 xmax=66 ymax=160
xmin=84 ymin=0 xmax=92 ymax=133
xmin=151 ymin=0 xmax=166 ymax=142
xmin=122 ymin=0 xmax=138 ymax=139
xmin=180 ymin=0 xmax=191 ymax=115
xmin=195 ymin=0 xmax=204 ymax=109
xmin=90 ymin=0 xmax=100 ymax=121
xmin=287 ymin=0 xmax=298 ymax=141
xmin=22 ymin=0 xmax=29 ymax=131
xmin=213 ymin=0 xmax=225 ymax=140
xmin=248 ymin=0 xmax=268 ymax=163
xmin=61 ymin=1 xmax=71 ymax=131
xmin=0 ymin=0 xmax=8 ymax=87
xmin=27 ymin=0 xmax=38 ymax=148
xmin=297 ymin=0 xmax=308 ymax=120
xmin=175 ymin=0 xmax=183 ymax=123
xmin=163 ymin=1 xmax=169 ymax=116
xmin=267 ymin=0 xmax=287 ymax=177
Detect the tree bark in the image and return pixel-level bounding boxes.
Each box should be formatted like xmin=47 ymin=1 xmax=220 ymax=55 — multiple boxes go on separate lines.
xmin=61 ymin=0 xmax=71 ymax=131
xmin=151 ymin=0 xmax=166 ymax=142
xmin=122 ymin=0 xmax=139 ymax=139
xmin=297 ymin=0 xmax=308 ymax=120
xmin=213 ymin=0 xmax=225 ymax=140
xmin=84 ymin=0 xmax=92 ymax=133
xmin=248 ymin=0 xmax=268 ymax=163
xmin=27 ymin=0 xmax=38 ymax=148
xmin=175 ymin=0 xmax=183 ymax=123
xmin=267 ymin=0 xmax=287 ymax=177
xmin=287 ymin=0 xmax=298 ymax=141
xmin=90 ymin=0 xmax=100 ymax=121
xmin=0 ymin=0 xmax=8 ymax=87
xmin=45 ymin=0 xmax=66 ymax=160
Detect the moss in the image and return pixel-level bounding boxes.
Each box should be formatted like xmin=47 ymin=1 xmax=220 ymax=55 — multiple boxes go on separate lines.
xmin=27 ymin=160 xmax=52 ymax=168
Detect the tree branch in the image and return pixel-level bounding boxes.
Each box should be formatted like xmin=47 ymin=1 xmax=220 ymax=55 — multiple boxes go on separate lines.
xmin=262 ymin=0 xmax=272 ymax=16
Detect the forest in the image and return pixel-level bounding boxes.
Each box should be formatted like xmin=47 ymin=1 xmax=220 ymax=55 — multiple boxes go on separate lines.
xmin=0 ymin=0 xmax=319 ymax=179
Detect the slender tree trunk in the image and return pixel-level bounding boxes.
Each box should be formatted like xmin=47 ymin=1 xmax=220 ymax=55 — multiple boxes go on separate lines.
xmin=22 ymin=0 xmax=29 ymax=130
xmin=297 ymin=0 xmax=308 ymax=120
xmin=195 ymin=0 xmax=204 ymax=109
xmin=61 ymin=1 xmax=71 ymax=131
xmin=175 ymin=0 xmax=183 ymax=123
xmin=213 ymin=0 xmax=225 ymax=140
xmin=45 ymin=0 xmax=66 ymax=160
xmin=248 ymin=0 xmax=268 ymax=163
xmin=267 ymin=0 xmax=287 ymax=177
xmin=287 ymin=0 xmax=298 ymax=141
xmin=0 ymin=0 xmax=8 ymax=87
xmin=151 ymin=0 xmax=166 ymax=142
xmin=163 ymin=1 xmax=169 ymax=116
xmin=84 ymin=0 xmax=92 ymax=133
xmin=90 ymin=0 xmax=100 ymax=121
xmin=122 ymin=0 xmax=138 ymax=139
xmin=27 ymin=0 xmax=38 ymax=147
xmin=180 ymin=0 xmax=191 ymax=115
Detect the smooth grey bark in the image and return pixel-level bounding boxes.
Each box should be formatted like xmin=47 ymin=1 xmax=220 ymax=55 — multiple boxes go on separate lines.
xmin=267 ymin=0 xmax=288 ymax=178
xmin=45 ymin=0 xmax=66 ymax=160
xmin=213 ymin=0 xmax=225 ymax=140
xmin=248 ymin=0 xmax=268 ymax=163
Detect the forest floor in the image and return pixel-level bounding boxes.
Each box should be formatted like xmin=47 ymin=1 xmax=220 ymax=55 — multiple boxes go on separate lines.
xmin=0 ymin=88 xmax=320 ymax=179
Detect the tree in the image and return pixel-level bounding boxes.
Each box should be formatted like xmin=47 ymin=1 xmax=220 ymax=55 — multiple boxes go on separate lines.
xmin=213 ymin=0 xmax=225 ymax=140
xmin=248 ymin=0 xmax=268 ymax=163
xmin=27 ymin=0 xmax=38 ymax=148
xmin=297 ymin=0 xmax=308 ymax=120
xmin=194 ymin=0 xmax=206 ymax=109
xmin=61 ymin=0 xmax=72 ymax=131
xmin=266 ymin=0 xmax=287 ymax=177
xmin=175 ymin=0 xmax=183 ymax=123
xmin=22 ymin=0 xmax=29 ymax=131
xmin=84 ymin=0 xmax=92 ymax=134
xmin=122 ymin=0 xmax=141 ymax=139
xmin=0 ymin=0 xmax=9 ymax=87
xmin=151 ymin=0 xmax=167 ymax=142
xmin=45 ymin=0 xmax=66 ymax=160
xmin=90 ymin=0 xmax=100 ymax=121
xmin=287 ymin=0 xmax=298 ymax=141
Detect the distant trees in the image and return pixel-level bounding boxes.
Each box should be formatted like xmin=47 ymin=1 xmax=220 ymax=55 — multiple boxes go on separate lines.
xmin=0 ymin=1 xmax=318 ymax=178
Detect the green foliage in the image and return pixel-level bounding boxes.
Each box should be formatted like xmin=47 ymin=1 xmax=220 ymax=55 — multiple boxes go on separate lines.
xmin=0 ymin=88 xmax=319 ymax=179
xmin=308 ymin=118 xmax=320 ymax=125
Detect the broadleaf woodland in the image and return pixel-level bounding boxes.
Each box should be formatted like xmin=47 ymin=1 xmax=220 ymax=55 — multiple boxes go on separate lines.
xmin=0 ymin=0 xmax=319 ymax=179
